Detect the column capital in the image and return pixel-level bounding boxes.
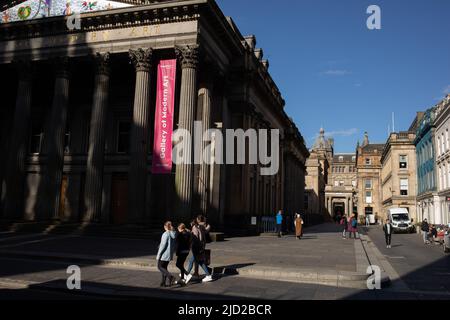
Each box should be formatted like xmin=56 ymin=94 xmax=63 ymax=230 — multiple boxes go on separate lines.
xmin=175 ymin=45 xmax=199 ymax=70
xmin=94 ymin=52 xmax=110 ymax=76
xmin=129 ymin=48 xmax=153 ymax=72
xmin=53 ymin=57 xmax=71 ymax=79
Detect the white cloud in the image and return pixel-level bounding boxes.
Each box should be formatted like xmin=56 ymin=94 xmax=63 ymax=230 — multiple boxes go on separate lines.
xmin=320 ymin=69 xmax=352 ymax=76
xmin=309 ymin=128 xmax=359 ymax=142
xmin=443 ymin=85 xmax=450 ymax=94
xmin=326 ymin=128 xmax=359 ymax=137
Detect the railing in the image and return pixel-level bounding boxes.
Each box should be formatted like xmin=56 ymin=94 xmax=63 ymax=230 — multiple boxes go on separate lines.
xmin=260 ymin=216 xmax=277 ymax=233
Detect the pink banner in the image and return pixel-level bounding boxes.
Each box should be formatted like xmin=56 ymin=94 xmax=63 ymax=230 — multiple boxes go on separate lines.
xmin=152 ymin=59 xmax=177 ymax=174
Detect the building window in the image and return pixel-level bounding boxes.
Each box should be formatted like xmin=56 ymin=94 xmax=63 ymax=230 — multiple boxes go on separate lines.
xmin=352 ymin=180 xmax=357 ymax=187
xmin=365 ymin=207 xmax=373 ymax=216
xmin=334 ymin=181 xmax=339 ymax=187
xmin=352 ymin=156 xmax=356 ymax=162
xmin=365 ymin=158 xmax=372 ymax=165
xmin=365 ymin=179 xmax=372 ymax=189
xmin=339 ymin=156 xmax=344 ymax=162
xmin=400 ymin=178 xmax=409 ymax=196
xmin=399 ymin=155 xmax=408 ymax=169
xmin=438 ymin=137 xmax=442 ymax=156
xmin=365 ymin=191 xmax=372 ymax=204
xmin=339 ymin=181 xmax=345 ymax=187
xmin=117 ymin=121 xmax=131 ymax=154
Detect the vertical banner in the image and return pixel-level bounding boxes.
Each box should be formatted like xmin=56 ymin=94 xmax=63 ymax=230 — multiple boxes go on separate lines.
xmin=152 ymin=59 xmax=177 ymax=174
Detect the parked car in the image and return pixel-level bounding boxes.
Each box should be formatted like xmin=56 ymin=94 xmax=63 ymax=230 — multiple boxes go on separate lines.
xmin=387 ymin=208 xmax=415 ymax=233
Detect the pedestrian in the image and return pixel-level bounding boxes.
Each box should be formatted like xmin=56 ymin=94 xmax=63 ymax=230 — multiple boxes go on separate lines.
xmin=430 ymin=225 xmax=438 ymax=244
xmin=383 ymin=219 xmax=393 ymax=249
xmin=276 ymin=210 xmax=283 ymax=238
xmin=365 ymin=215 xmax=370 ymax=227
xmin=348 ymin=214 xmax=358 ymax=239
xmin=184 ymin=215 xmax=213 ymax=284
xmin=156 ymin=221 xmax=177 ymax=287
xmin=421 ymin=219 xmax=430 ymax=244
xmin=175 ymin=223 xmax=191 ymax=283
xmin=294 ymin=213 xmax=304 ymax=240
xmin=340 ymin=214 xmax=348 ymax=239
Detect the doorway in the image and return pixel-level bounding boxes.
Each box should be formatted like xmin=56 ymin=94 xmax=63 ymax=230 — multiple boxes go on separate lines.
xmin=59 ymin=176 xmax=68 ymax=219
xmin=111 ymin=175 xmax=128 ymax=225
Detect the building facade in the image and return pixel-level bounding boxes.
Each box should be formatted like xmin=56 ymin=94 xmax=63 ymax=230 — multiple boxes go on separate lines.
xmin=0 ymin=0 xmax=309 ymax=231
xmin=325 ymin=153 xmax=357 ymax=218
xmin=414 ymin=108 xmax=439 ymax=224
xmin=380 ymin=132 xmax=417 ymax=222
xmin=305 ymin=128 xmax=332 ymax=222
xmin=356 ymin=133 xmax=384 ymax=221
xmin=433 ymin=94 xmax=450 ymax=226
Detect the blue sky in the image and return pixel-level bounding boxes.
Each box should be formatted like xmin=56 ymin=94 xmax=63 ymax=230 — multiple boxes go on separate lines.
xmin=216 ymin=0 xmax=450 ymax=152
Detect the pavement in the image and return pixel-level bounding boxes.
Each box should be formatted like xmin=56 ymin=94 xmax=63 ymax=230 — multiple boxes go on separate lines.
xmin=0 ymin=223 xmax=449 ymax=300
xmin=0 ymin=224 xmax=371 ymax=287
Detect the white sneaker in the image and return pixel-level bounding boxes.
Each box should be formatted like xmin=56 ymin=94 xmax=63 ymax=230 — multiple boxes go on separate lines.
xmin=184 ymin=274 xmax=192 ymax=284
xmin=202 ymin=275 xmax=213 ymax=283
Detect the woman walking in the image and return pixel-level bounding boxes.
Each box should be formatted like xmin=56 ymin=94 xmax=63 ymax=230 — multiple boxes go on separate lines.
xmin=176 ymin=223 xmax=192 ymax=282
xmin=340 ymin=214 xmax=348 ymax=239
xmin=294 ymin=213 xmax=304 ymax=240
xmin=156 ymin=221 xmax=177 ymax=287
xmin=184 ymin=215 xmax=213 ymax=284
xmin=348 ymin=214 xmax=358 ymax=239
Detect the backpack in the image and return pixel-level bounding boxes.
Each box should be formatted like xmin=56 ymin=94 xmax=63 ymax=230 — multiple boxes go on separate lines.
xmin=352 ymin=219 xmax=357 ymax=228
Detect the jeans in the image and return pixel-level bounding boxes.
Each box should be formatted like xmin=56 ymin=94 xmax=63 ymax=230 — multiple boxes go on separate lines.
xmin=186 ymin=255 xmax=210 ymax=276
xmin=385 ymin=234 xmax=392 ymax=246
xmin=176 ymin=253 xmax=189 ymax=277
xmin=276 ymin=224 xmax=282 ymax=236
xmin=423 ymin=231 xmax=428 ymax=243
xmin=157 ymin=260 xmax=172 ymax=285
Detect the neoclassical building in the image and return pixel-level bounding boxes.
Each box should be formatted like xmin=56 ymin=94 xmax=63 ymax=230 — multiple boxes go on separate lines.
xmin=355 ymin=133 xmax=384 ymax=220
xmin=380 ymin=131 xmax=417 ymax=222
xmin=0 ymin=0 xmax=309 ymax=231
xmin=305 ymin=128 xmax=332 ymax=222
xmin=325 ymin=153 xmax=358 ymax=218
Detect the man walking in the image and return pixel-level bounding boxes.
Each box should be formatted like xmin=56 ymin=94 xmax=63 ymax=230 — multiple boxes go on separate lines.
xmin=421 ymin=219 xmax=430 ymax=244
xmin=276 ymin=210 xmax=283 ymax=238
xmin=383 ymin=219 xmax=393 ymax=249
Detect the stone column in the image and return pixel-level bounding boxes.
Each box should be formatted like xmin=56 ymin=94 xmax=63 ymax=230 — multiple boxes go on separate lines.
xmin=128 ymin=48 xmax=153 ymax=224
xmin=198 ymin=84 xmax=212 ymax=216
xmin=83 ymin=53 xmax=110 ymax=222
xmin=175 ymin=45 xmax=199 ymax=221
xmin=43 ymin=58 xmax=71 ymax=220
xmin=3 ymin=62 xmax=33 ymax=219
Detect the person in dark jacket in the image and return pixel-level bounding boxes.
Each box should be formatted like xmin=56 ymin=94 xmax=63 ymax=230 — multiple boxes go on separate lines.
xmin=383 ymin=219 xmax=394 ymax=249
xmin=421 ymin=219 xmax=430 ymax=244
xmin=184 ymin=215 xmax=213 ymax=284
xmin=176 ymin=223 xmax=191 ymax=282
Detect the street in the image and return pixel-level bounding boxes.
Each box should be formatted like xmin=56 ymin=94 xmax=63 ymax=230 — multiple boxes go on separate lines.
xmin=363 ymin=225 xmax=450 ymax=294
xmin=0 ymin=224 xmax=449 ymax=300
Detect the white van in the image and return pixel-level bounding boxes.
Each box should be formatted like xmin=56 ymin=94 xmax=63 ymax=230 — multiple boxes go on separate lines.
xmin=387 ymin=208 xmax=415 ymax=233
